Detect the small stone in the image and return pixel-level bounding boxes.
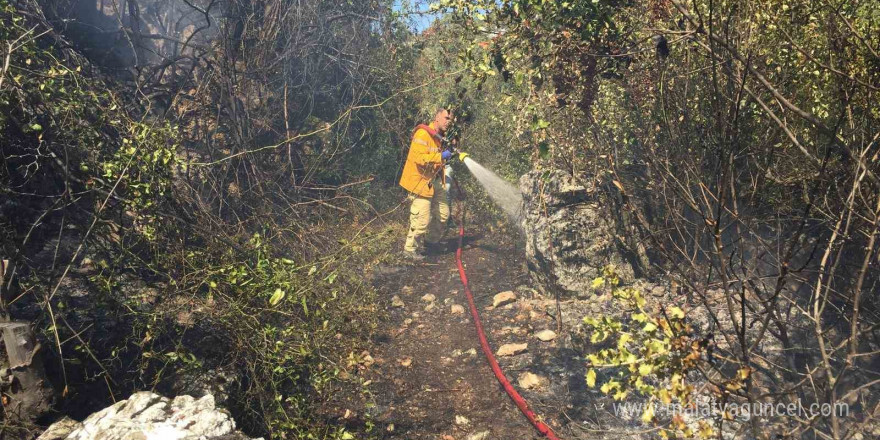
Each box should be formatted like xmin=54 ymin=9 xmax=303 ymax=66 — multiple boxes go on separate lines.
xmin=517 ymin=372 xmax=548 ymax=389
xmin=496 ymin=343 xmax=528 ymax=357
xmin=455 ymin=415 xmax=470 ymax=426
xmin=391 ymin=296 xmax=405 ymax=308
xmin=360 ymin=352 xmax=375 ymax=367
xmin=425 ymin=303 xmax=436 ymax=312
xmin=399 ymin=357 xmax=413 ymax=367
xmin=421 ymin=293 xmax=436 ymax=303
xmin=387 ymin=423 xmax=395 ymax=432
xmin=404 ymin=318 xmax=413 ymax=326
xmin=468 ymin=431 xmax=490 ymax=440
xmin=412 ymin=312 xmax=421 ymax=318
xmin=535 ymin=330 xmax=557 ymax=341
xmin=451 ymin=304 xmax=465 ymax=315
xmin=401 ymin=285 xmax=413 ymax=295
xmin=493 ymin=291 xmax=517 ymax=307
xmin=466 ymin=348 xmax=477 ymax=356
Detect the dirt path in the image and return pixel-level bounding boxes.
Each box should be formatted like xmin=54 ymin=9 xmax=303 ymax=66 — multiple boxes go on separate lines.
xmin=359 ymin=229 xmax=580 ymax=440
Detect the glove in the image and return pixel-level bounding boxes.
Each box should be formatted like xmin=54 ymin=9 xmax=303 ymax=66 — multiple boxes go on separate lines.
xmin=441 ymin=150 xmax=454 ymax=160
xmin=458 ymin=152 xmax=469 ymax=161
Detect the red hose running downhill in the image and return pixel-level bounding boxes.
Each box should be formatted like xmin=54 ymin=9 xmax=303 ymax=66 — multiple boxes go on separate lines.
xmin=454 ymin=219 xmax=560 ymax=440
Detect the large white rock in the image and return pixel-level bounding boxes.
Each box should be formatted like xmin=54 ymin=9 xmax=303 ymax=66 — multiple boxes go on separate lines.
xmin=520 ymin=170 xmax=641 ymax=297
xmin=39 ymin=392 xmax=257 ymax=440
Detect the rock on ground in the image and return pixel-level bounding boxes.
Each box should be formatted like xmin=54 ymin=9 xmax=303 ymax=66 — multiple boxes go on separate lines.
xmin=517 ymin=372 xmax=548 ymax=390
xmin=467 ymin=431 xmax=490 ymax=440
xmin=492 ymin=291 xmax=517 ymax=307
xmin=492 ymin=290 xmax=516 ymax=307
xmin=391 ymin=295 xmax=406 ymax=308
xmin=496 ymin=343 xmax=528 ymax=357
xmin=535 ymin=329 xmax=557 ymax=341
xmin=36 ymin=417 xmax=80 ymax=440
xmin=38 ymin=391 xmax=258 ymax=440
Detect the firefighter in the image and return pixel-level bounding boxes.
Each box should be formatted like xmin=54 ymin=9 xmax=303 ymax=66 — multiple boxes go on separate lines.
xmin=399 ymin=108 xmax=455 ymax=260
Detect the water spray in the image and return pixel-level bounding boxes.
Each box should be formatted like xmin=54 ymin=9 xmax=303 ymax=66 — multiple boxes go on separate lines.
xmin=460 ymin=157 xmax=523 ymax=222
xmin=446 ymin=144 xmax=523 ymax=223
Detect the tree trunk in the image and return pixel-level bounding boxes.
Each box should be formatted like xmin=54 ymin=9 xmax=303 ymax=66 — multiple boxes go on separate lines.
xmin=0 ymin=321 xmax=55 ymax=422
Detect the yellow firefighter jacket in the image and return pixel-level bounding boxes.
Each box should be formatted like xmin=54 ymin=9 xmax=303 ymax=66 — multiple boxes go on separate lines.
xmin=399 ymin=123 xmax=445 ymax=198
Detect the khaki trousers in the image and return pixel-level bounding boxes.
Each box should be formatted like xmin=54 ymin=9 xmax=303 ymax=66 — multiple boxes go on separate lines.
xmin=404 ymin=179 xmax=450 ymax=252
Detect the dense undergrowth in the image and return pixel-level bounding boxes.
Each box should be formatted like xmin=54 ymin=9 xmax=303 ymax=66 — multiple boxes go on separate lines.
xmin=0 ymin=0 xmax=425 ymax=438
xmin=433 ymin=1 xmax=880 ymax=439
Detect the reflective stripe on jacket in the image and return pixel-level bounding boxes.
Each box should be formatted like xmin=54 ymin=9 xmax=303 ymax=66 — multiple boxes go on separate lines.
xmin=399 ymin=122 xmax=445 ymax=197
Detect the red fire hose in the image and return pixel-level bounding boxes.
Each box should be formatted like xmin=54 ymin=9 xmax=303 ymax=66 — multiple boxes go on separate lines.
xmin=453 ymin=201 xmax=560 ymax=439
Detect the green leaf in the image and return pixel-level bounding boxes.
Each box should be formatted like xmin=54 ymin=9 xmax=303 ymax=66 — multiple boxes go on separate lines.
xmin=269 ymin=288 xmax=286 ymax=306
xmin=586 ymin=369 xmax=597 ymax=387
xmin=668 ymin=306 xmax=685 ymax=319
xmin=641 ymin=401 xmax=655 ymax=422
